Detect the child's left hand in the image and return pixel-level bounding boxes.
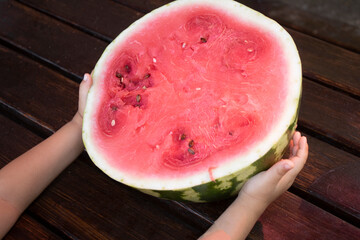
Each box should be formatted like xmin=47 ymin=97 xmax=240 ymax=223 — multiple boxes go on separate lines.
xmin=73 ymin=73 xmax=93 ymax=125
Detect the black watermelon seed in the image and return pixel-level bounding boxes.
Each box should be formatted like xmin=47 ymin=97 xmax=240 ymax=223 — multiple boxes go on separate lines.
xmin=188 ymin=148 xmax=195 ymax=155
xmin=200 ymin=37 xmax=207 ymax=43
xmin=116 ymin=72 xmax=123 ymax=78
xmin=179 ymin=134 xmax=186 ymax=141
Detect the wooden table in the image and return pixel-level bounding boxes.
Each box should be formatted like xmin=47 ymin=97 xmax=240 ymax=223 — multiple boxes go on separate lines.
xmin=1 ymin=0 xmax=359 ymax=239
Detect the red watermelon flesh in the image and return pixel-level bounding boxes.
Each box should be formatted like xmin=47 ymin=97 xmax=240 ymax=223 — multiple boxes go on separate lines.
xmin=94 ymin=7 xmax=286 ymax=178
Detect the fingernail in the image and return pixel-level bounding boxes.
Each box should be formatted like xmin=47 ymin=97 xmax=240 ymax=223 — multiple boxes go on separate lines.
xmin=83 ymin=74 xmax=89 ymax=82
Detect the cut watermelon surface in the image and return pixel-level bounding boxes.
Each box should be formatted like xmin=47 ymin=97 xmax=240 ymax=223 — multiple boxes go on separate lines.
xmin=83 ymin=0 xmax=302 ymax=202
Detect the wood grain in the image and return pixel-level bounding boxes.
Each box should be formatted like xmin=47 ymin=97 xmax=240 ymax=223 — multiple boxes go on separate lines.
xmin=184 ymin=191 xmax=360 ymax=239
xmin=257 ymin=193 xmax=360 ymax=239
xmin=112 ymin=0 xmax=171 ymax=13
xmin=0 ymin=0 xmax=106 ymax=78
xmin=0 ymin=45 xmax=78 ymax=131
xmin=241 ymin=0 xmax=360 ymax=53
xmin=18 ymin=0 xmax=142 ymax=41
xmin=290 ymin=29 xmax=360 ymax=97
xmin=295 ymin=134 xmax=360 ymax=224
xmin=300 ymin=80 xmax=360 ymax=152
xmin=4 ymin=214 xmax=62 ymax=240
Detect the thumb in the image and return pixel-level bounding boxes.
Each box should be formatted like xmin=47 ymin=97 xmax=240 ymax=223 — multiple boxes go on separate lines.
xmin=265 ymin=160 xmax=294 ymax=184
xmin=78 ymin=73 xmax=93 ymax=118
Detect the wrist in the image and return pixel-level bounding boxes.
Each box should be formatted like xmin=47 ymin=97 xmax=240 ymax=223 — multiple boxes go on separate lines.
xmin=236 ymin=191 xmax=269 ymax=217
xmin=71 ymin=112 xmax=83 ymax=130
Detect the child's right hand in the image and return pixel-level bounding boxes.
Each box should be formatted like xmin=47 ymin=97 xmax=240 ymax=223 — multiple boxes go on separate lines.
xmin=199 ymin=132 xmax=308 ymax=240
xmin=238 ymin=131 xmax=308 ymax=207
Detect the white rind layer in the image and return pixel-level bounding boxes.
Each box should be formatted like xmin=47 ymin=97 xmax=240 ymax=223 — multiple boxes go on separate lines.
xmin=83 ymin=0 xmax=302 ymax=190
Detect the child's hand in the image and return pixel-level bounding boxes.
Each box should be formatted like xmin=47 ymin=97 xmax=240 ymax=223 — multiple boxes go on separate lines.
xmin=238 ymin=131 xmax=308 ymax=207
xmin=200 ymin=132 xmax=308 ymax=240
xmin=73 ymin=73 xmax=93 ymax=126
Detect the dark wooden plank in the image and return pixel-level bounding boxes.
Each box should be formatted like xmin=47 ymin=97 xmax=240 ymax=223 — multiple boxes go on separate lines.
xmin=17 ymin=0 xmax=360 ymax=97
xmin=113 ymin=0 xmax=360 ymax=53
xmin=113 ymin=0 xmax=170 ymax=13
xmin=0 ymin=0 xmax=106 ymax=78
xmin=4 ymin=214 xmax=62 ymax=240
xmin=1 ymin=16 xmax=360 ymax=224
xmin=241 ymin=0 xmax=360 ymax=53
xmin=0 ymin=45 xmax=78 ymax=131
xmin=300 ymin=80 xmax=360 ymax=152
xmin=17 ymin=0 xmax=142 ymax=41
xmin=256 ymin=193 xmax=360 ymax=239
xmin=0 ymin=113 xmax=209 ymax=239
xmin=295 ymin=134 xmax=360 ymax=223
xmin=290 ymin=29 xmax=360 ymax=97
xmin=184 ymin=191 xmax=360 ymax=239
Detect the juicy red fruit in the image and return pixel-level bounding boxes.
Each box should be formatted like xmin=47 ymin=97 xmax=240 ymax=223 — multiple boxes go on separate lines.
xmin=94 ymin=6 xmax=288 ymax=179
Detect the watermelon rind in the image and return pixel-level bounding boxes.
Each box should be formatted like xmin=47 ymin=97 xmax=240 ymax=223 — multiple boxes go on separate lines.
xmin=82 ymin=0 xmax=302 ymax=202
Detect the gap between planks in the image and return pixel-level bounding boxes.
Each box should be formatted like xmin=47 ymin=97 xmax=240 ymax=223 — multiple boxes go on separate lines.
xmin=288 ymin=186 xmax=360 ymax=228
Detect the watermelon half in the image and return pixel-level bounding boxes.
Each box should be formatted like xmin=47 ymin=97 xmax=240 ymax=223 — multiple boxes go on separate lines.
xmin=83 ymin=0 xmax=302 ymax=202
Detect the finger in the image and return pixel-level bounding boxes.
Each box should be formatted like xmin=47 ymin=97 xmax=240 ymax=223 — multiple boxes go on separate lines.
xmin=292 ymin=144 xmax=299 ymax=157
xmin=265 ymin=160 xmax=294 ymax=184
xmin=293 ymin=131 xmax=301 ymax=147
xmin=288 ymin=136 xmax=308 ymax=178
xmin=296 ymin=136 xmax=308 ymax=160
xmin=291 ymin=131 xmax=301 ymax=157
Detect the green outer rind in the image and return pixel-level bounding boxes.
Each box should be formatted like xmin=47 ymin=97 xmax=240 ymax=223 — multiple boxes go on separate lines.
xmin=139 ymin=103 xmax=300 ymax=202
